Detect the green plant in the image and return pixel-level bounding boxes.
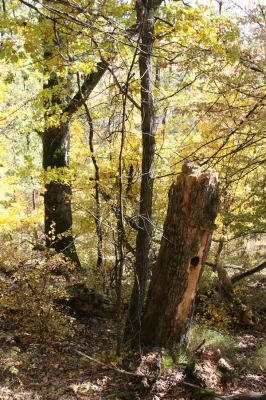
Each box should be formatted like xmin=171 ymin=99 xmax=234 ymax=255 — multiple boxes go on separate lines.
xmin=189 ymin=326 xmax=237 ymax=357
xmin=162 ymin=353 xmax=174 ymax=369
xmin=247 ymin=340 xmax=266 ymax=372
xmin=0 ymin=248 xmax=78 ymax=342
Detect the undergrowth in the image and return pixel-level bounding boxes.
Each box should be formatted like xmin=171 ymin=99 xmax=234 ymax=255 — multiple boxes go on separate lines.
xmin=188 ymin=325 xmax=237 ymax=357
xmin=246 ymin=340 xmax=266 ymax=372
xmin=0 ymin=243 xmax=80 ymax=343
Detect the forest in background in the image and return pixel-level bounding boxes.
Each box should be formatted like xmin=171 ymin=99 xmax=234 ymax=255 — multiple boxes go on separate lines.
xmin=0 ymin=0 xmax=265 ymax=399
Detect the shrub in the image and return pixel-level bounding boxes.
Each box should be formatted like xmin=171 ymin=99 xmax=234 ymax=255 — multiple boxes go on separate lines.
xmin=0 ymin=245 xmax=78 ymax=343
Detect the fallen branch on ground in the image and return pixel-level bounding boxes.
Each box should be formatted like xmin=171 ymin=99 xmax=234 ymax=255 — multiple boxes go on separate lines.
xmin=191 ymin=339 xmax=206 ymax=353
xmin=74 ymin=350 xmax=144 ymax=378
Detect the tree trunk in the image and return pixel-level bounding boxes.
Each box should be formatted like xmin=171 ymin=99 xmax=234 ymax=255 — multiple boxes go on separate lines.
xmin=141 ymin=162 xmax=219 ymax=349
xmin=213 ymin=237 xmax=234 ymax=298
xmin=77 ymin=72 xmax=103 ymax=271
xmin=124 ymin=0 xmax=162 ymax=345
xmin=43 ymin=122 xmax=81 ymax=266
xmin=42 ymin=60 xmax=108 ymax=266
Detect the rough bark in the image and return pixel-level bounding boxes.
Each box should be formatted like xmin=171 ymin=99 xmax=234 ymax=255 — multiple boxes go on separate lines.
xmin=42 ymin=61 xmax=108 ymax=266
xmin=141 ymin=162 xmax=219 ymax=349
xmin=124 ymin=0 xmax=162 ymax=346
xmin=43 ymin=122 xmax=81 ymax=265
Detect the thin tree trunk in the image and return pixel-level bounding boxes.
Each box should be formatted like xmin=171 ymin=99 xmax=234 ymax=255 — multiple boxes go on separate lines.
xmin=217 ymin=0 xmax=223 ymax=15
xmin=141 ymin=162 xmax=219 ymax=349
xmin=77 ymin=73 xmax=103 ymax=270
xmin=116 ymin=89 xmax=126 ymax=357
xmin=116 ymin=26 xmax=141 ymax=354
xmin=2 ymin=0 xmax=6 ymax=13
xmin=124 ymin=0 xmax=162 ymax=345
xmin=214 ymin=237 xmax=234 ymax=297
xmin=88 ymin=114 xmax=103 ymax=270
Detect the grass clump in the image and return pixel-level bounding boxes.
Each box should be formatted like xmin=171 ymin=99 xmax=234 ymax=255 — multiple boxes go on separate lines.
xmin=247 ymin=340 xmax=266 ymax=372
xmin=162 ymin=346 xmax=195 ymax=372
xmin=162 ymin=353 xmax=175 ymax=369
xmin=189 ymin=325 xmax=237 ymax=357
xmin=255 ymin=340 xmax=266 ymax=371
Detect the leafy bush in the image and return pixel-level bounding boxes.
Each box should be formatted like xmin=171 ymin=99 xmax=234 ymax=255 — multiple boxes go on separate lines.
xmin=0 ymin=245 xmax=78 ymax=342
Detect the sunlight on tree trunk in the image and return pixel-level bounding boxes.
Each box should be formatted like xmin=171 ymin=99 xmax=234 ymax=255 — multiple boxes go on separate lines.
xmin=141 ymin=162 xmax=219 ymax=349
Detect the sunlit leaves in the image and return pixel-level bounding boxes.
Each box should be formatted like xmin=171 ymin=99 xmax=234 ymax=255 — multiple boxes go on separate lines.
xmin=0 ymin=0 xmax=265 ymax=274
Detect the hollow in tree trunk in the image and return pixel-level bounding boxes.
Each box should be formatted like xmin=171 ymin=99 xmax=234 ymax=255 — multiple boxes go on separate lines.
xmin=141 ymin=162 xmax=219 ymax=349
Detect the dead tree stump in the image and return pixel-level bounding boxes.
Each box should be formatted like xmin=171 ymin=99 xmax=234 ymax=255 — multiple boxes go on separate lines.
xmin=141 ymin=161 xmax=219 ymax=349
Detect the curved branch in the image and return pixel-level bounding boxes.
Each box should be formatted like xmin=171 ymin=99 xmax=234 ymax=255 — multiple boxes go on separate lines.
xmin=64 ymin=59 xmax=109 ymax=120
xmin=231 ymin=260 xmax=266 ymax=284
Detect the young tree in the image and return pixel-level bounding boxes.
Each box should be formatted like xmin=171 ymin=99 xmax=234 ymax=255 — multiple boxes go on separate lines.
xmin=124 ymin=0 xmax=164 ymax=344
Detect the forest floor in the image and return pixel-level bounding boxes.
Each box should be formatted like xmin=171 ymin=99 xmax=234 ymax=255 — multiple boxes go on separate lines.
xmin=0 ymin=276 xmax=265 ymax=400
